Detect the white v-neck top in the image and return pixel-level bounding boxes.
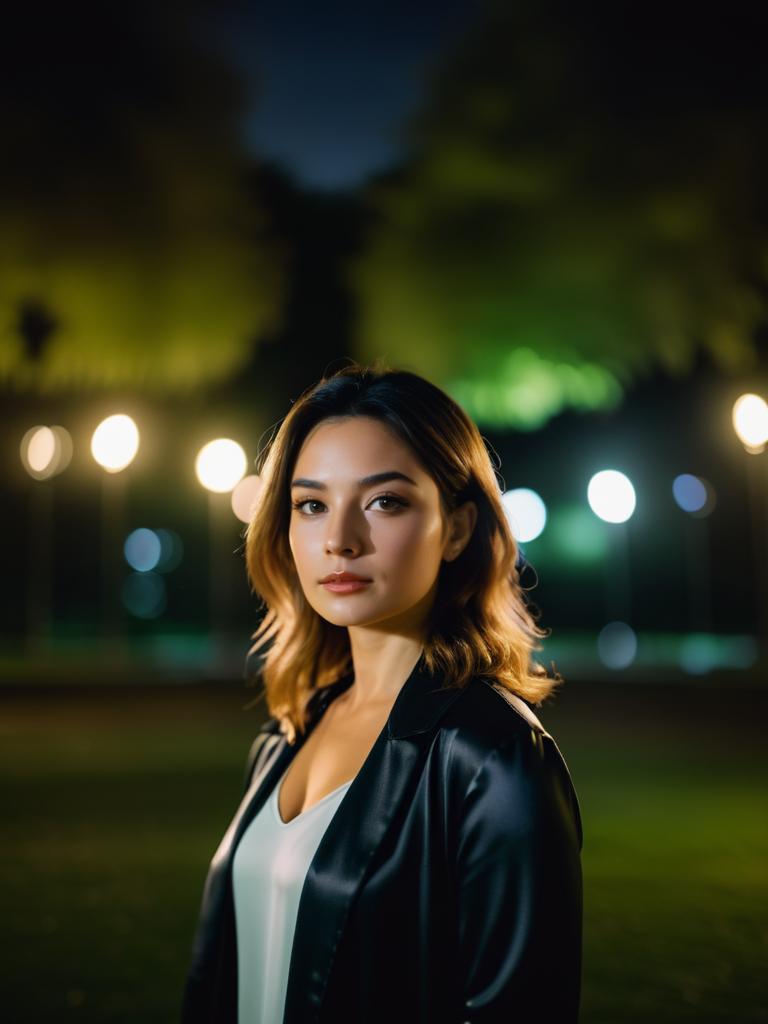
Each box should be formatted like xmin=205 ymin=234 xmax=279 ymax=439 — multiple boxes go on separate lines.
xmin=232 ymin=767 xmax=353 ymax=1024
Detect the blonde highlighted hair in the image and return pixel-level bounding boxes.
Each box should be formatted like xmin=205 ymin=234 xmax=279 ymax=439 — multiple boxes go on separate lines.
xmin=244 ymin=361 xmax=562 ymax=743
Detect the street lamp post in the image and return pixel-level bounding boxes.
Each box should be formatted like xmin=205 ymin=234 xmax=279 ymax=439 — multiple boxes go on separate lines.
xmin=195 ymin=438 xmax=247 ymax=674
xmin=19 ymin=425 xmax=73 ymax=654
xmin=90 ymin=414 xmax=140 ymax=659
xmin=587 ymin=469 xmax=637 ymax=625
xmin=732 ymin=393 xmax=768 ymax=653
xmin=672 ymin=473 xmax=715 ymax=634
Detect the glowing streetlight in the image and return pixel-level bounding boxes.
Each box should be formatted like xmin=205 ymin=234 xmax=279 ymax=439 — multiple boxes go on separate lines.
xmin=732 ymin=393 xmax=768 ymax=454
xmin=91 ymin=413 xmax=140 ymax=473
xmin=20 ymin=425 xmax=73 ymax=480
xmin=672 ymin=473 xmax=716 ymax=633
xmin=195 ymin=438 xmax=247 ymax=493
xmin=501 ymin=488 xmax=547 ymax=543
xmin=732 ymin=392 xmax=768 ymax=648
xmin=587 ymin=468 xmax=636 ymax=625
xmin=90 ymin=413 xmax=140 ymax=655
xmin=196 ymin=437 xmax=248 ymax=671
xmin=19 ymin=424 xmax=73 ymax=653
xmin=587 ymin=469 xmax=636 ymax=524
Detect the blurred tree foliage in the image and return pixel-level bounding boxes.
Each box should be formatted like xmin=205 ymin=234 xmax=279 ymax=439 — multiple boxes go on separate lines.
xmin=353 ymin=0 xmax=768 ymax=428
xmin=0 ymin=1 xmax=283 ymax=394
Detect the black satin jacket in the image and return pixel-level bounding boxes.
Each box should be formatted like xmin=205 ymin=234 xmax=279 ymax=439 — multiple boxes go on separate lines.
xmin=180 ymin=659 xmax=583 ymax=1023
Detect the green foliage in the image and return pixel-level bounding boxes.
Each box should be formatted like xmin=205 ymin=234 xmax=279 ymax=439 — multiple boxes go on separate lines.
xmin=353 ymin=0 xmax=767 ymax=427
xmin=0 ymin=3 xmax=283 ymax=394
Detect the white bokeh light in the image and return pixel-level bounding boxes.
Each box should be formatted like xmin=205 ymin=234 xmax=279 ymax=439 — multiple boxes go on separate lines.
xmin=91 ymin=414 xmax=140 ymax=473
xmin=587 ymin=469 xmax=636 ymax=524
xmin=501 ymin=487 xmax=547 ymax=542
xmin=732 ymin=393 xmax=768 ymax=452
xmin=27 ymin=426 xmax=56 ymax=474
xmin=20 ymin=424 xmax=73 ymax=480
xmin=195 ymin=438 xmax=247 ymax=493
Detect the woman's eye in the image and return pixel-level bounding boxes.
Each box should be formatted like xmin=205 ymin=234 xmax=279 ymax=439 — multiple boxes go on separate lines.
xmin=291 ymin=499 xmax=325 ymax=515
xmin=291 ymin=494 xmax=407 ymax=515
xmin=370 ymin=494 xmax=406 ymax=511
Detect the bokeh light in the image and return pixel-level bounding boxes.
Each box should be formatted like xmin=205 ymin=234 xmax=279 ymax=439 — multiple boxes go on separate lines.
xmin=124 ymin=529 xmax=162 ymax=572
xmin=195 ymin=438 xmax=247 ymax=493
xmin=124 ymin=527 xmax=184 ymax=573
xmin=91 ymin=414 xmax=140 ymax=473
xmin=27 ymin=427 xmax=55 ymax=473
xmin=597 ymin=621 xmax=637 ymax=669
xmin=672 ymin=473 xmax=716 ymax=517
xmin=20 ymin=425 xmax=73 ymax=480
xmin=121 ymin=572 xmax=167 ymax=619
xmin=587 ymin=469 xmax=636 ymax=523
xmin=501 ymin=487 xmax=547 ymax=542
xmin=232 ymin=474 xmax=264 ymax=524
xmin=732 ymin=393 xmax=768 ymax=453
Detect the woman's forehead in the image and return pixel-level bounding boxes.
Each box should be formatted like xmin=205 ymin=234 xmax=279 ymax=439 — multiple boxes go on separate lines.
xmin=297 ymin=417 xmax=416 ymax=467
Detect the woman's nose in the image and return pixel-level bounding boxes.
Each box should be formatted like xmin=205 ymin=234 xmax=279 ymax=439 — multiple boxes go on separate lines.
xmin=325 ymin=537 xmax=358 ymax=555
xmin=324 ymin=507 xmax=364 ymax=555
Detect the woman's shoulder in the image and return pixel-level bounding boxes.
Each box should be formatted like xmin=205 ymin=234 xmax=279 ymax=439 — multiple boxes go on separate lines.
xmin=479 ymin=676 xmax=548 ymax=733
xmin=443 ymin=675 xmax=550 ymax=747
xmin=440 ymin=676 xmax=576 ymax=790
xmin=442 ymin=676 xmax=582 ymax=847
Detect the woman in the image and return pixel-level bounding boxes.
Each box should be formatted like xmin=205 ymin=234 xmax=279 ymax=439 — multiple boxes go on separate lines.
xmin=181 ymin=362 xmax=583 ymax=1023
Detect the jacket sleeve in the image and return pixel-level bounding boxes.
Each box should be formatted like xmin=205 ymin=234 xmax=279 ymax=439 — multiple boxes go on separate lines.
xmin=454 ymin=727 xmax=583 ymax=1022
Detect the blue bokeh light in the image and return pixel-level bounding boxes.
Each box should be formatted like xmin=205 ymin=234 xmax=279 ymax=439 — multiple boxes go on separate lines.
xmin=672 ymin=474 xmax=708 ymax=514
xmin=124 ymin=528 xmax=162 ymax=573
xmin=597 ymin=621 xmax=637 ymax=669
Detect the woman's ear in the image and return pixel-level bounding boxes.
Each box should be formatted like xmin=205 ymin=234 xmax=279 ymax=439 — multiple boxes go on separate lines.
xmin=443 ymin=501 xmax=478 ymax=562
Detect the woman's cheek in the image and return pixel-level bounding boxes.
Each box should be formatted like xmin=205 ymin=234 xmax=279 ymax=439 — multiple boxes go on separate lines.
xmin=386 ymin=515 xmax=442 ymax=569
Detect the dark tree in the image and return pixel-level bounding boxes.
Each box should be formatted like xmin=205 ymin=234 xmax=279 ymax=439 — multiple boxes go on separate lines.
xmin=353 ymin=0 xmax=768 ymax=427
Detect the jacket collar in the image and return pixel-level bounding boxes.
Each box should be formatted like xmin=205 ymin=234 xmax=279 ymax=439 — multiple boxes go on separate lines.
xmin=387 ymin=656 xmax=465 ymax=737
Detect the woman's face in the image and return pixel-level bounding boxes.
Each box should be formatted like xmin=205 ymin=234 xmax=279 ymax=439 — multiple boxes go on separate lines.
xmin=288 ymin=416 xmax=466 ymax=632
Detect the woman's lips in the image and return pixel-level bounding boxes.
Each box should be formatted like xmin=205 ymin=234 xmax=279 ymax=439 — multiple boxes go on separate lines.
xmin=320 ymin=580 xmax=372 ymax=593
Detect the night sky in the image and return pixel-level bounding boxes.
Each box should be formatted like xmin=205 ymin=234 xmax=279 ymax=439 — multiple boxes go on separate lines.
xmin=214 ymin=0 xmax=477 ymax=190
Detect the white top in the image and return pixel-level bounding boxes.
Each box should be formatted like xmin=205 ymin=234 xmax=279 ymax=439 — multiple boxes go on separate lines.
xmin=232 ymin=768 xmax=353 ymax=1024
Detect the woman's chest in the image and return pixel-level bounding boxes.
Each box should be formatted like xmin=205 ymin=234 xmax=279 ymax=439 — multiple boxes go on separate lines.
xmin=278 ymin=698 xmax=394 ymax=824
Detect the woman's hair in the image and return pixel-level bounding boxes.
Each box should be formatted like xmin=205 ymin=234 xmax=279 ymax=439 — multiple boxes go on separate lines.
xmin=244 ymin=360 xmax=561 ymax=743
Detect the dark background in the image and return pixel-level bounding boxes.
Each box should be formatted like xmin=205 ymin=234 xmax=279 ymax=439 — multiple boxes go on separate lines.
xmin=1 ymin=1 xmax=766 ymax=1021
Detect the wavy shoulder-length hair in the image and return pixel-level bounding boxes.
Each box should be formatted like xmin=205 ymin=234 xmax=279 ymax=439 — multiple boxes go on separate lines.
xmin=244 ymin=361 xmax=561 ymax=743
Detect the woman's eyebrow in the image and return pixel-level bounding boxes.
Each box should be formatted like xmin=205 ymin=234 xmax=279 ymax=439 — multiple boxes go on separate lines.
xmin=290 ymin=471 xmax=418 ymax=490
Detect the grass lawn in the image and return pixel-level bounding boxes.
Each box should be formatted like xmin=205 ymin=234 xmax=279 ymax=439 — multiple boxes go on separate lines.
xmin=1 ymin=680 xmax=766 ymax=1023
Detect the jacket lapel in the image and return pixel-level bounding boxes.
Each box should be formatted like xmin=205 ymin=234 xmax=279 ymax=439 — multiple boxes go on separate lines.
xmin=184 ymin=674 xmax=358 ymax=1022
xmin=216 ymin=672 xmax=357 ymax=871
xmin=281 ymin=656 xmax=467 ymax=1023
